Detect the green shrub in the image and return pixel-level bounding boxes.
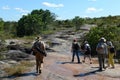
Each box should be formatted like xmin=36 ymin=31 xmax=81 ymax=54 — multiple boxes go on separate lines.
xmin=85 ymin=26 xmax=120 ymax=56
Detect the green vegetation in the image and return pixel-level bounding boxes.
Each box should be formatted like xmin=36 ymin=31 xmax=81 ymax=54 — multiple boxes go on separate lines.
xmin=85 ymin=26 xmax=120 ymax=56
xmin=0 ymin=9 xmax=85 ymax=38
xmin=17 ymin=9 xmax=56 ymax=37
xmin=3 ymin=61 xmax=35 ymax=76
xmin=0 ymin=53 xmax=5 ymax=60
xmin=0 ymin=8 xmax=120 ymax=55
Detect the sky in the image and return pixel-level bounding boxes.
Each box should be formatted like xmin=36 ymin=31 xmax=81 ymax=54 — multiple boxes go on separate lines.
xmin=0 ymin=0 xmax=120 ymax=21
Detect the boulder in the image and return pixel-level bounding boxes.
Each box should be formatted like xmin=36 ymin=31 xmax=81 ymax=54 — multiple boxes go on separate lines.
xmin=7 ymin=44 xmax=20 ymax=50
xmin=6 ymin=50 xmax=34 ymax=61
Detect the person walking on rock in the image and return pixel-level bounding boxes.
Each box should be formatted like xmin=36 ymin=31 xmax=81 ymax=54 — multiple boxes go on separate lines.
xmin=32 ymin=36 xmax=47 ymax=74
xmin=71 ymin=39 xmax=81 ymax=63
xmin=96 ymin=37 xmax=108 ymax=71
xmin=107 ymin=40 xmax=116 ymax=69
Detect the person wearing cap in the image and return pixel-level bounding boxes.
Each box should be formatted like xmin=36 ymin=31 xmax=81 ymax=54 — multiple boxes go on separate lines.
xmin=71 ymin=39 xmax=81 ymax=63
xmin=96 ymin=37 xmax=108 ymax=71
xmin=32 ymin=36 xmax=47 ymax=74
xmin=107 ymin=40 xmax=115 ymax=68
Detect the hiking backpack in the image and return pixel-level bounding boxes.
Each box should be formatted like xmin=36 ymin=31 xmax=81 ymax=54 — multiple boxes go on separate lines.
xmin=110 ymin=47 xmax=115 ymax=53
xmin=32 ymin=41 xmax=47 ymax=56
xmin=86 ymin=45 xmax=91 ymax=51
xmin=72 ymin=42 xmax=80 ymax=50
xmin=96 ymin=43 xmax=106 ymax=54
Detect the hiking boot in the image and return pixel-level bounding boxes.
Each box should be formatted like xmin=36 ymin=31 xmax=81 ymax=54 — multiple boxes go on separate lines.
xmin=111 ymin=66 xmax=115 ymax=69
xmin=41 ymin=61 xmax=43 ymax=63
xmin=78 ymin=62 xmax=81 ymax=64
xmin=98 ymin=68 xmax=102 ymax=71
xmin=82 ymin=60 xmax=85 ymax=63
xmin=39 ymin=70 xmax=41 ymax=74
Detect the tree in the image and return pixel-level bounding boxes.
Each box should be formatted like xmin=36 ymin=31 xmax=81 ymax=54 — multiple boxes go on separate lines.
xmin=72 ymin=16 xmax=84 ymax=30
xmin=17 ymin=9 xmax=56 ymax=37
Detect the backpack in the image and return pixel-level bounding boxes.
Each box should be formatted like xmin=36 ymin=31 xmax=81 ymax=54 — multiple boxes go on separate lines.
xmin=72 ymin=42 xmax=80 ymax=50
xmin=86 ymin=46 xmax=91 ymax=51
xmin=32 ymin=41 xmax=47 ymax=56
xmin=81 ymin=44 xmax=85 ymax=50
xmin=110 ymin=47 xmax=115 ymax=53
xmin=96 ymin=43 xmax=105 ymax=54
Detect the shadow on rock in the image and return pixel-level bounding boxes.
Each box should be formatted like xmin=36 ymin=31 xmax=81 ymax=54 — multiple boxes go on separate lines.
xmin=73 ymin=69 xmax=100 ymax=77
xmin=56 ymin=61 xmax=82 ymax=64
xmin=1 ymin=72 xmax=38 ymax=79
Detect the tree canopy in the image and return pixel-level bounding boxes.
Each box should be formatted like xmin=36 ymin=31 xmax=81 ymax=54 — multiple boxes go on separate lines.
xmin=85 ymin=26 xmax=120 ymax=55
xmin=17 ymin=9 xmax=56 ymax=37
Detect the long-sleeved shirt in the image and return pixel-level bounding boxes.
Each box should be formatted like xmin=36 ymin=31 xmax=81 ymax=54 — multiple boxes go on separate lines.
xmin=96 ymin=42 xmax=108 ymax=54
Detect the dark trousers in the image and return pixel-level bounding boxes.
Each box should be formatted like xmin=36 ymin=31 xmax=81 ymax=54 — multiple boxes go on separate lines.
xmin=98 ymin=54 xmax=106 ymax=70
xmin=72 ymin=50 xmax=80 ymax=63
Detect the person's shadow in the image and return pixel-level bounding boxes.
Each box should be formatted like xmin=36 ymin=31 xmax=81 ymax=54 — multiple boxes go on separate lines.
xmin=56 ymin=61 xmax=81 ymax=64
xmin=1 ymin=72 xmax=38 ymax=79
xmin=73 ymin=69 xmax=100 ymax=77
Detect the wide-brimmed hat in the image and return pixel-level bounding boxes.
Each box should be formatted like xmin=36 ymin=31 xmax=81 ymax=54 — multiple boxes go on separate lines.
xmin=100 ymin=37 xmax=106 ymax=42
xmin=84 ymin=41 xmax=88 ymax=44
xmin=107 ymin=41 xmax=113 ymax=46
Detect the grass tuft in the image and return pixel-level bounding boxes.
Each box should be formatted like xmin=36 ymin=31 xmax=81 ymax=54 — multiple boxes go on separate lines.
xmin=3 ymin=61 xmax=35 ymax=76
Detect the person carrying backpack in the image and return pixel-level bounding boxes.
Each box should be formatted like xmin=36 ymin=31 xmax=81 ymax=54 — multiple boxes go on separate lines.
xmin=82 ymin=41 xmax=92 ymax=64
xmin=107 ymin=40 xmax=116 ymax=68
xmin=71 ymin=39 xmax=81 ymax=63
xmin=32 ymin=36 xmax=47 ymax=74
xmin=96 ymin=37 xmax=108 ymax=71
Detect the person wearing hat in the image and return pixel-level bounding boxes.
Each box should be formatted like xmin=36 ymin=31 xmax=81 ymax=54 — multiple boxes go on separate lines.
xmin=96 ymin=37 xmax=108 ymax=71
xmin=107 ymin=40 xmax=115 ymax=68
xmin=71 ymin=38 xmax=81 ymax=63
xmin=32 ymin=36 xmax=47 ymax=74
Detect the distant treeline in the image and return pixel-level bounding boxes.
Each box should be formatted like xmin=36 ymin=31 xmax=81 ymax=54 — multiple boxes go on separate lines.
xmin=0 ymin=9 xmax=120 ymax=55
xmin=0 ymin=9 xmax=120 ymax=38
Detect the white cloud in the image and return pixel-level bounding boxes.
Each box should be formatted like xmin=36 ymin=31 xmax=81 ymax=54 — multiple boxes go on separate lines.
xmin=21 ymin=13 xmax=28 ymax=16
xmin=14 ymin=8 xmax=29 ymax=16
xmin=2 ymin=5 xmax=10 ymax=10
xmin=56 ymin=16 xmax=62 ymax=20
xmin=86 ymin=7 xmax=103 ymax=13
xmin=42 ymin=2 xmax=64 ymax=8
xmin=88 ymin=0 xmax=97 ymax=2
xmin=14 ymin=8 xmax=29 ymax=13
xmin=83 ymin=15 xmax=89 ymax=18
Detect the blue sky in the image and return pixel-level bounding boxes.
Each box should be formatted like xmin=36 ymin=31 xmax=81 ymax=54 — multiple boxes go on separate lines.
xmin=0 ymin=0 xmax=120 ymax=21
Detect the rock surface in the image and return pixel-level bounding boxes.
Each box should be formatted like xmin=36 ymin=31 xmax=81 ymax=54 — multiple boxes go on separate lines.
xmin=7 ymin=52 xmax=120 ymax=80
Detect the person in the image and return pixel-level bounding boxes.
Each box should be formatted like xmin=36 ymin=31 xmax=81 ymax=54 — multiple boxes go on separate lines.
xmin=82 ymin=41 xmax=92 ymax=64
xmin=71 ymin=39 xmax=81 ymax=63
xmin=107 ymin=40 xmax=115 ymax=68
xmin=32 ymin=36 xmax=47 ymax=74
xmin=96 ymin=37 xmax=108 ymax=71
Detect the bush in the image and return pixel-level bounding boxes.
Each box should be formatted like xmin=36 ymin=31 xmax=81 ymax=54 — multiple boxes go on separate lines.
xmin=85 ymin=26 xmax=120 ymax=56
